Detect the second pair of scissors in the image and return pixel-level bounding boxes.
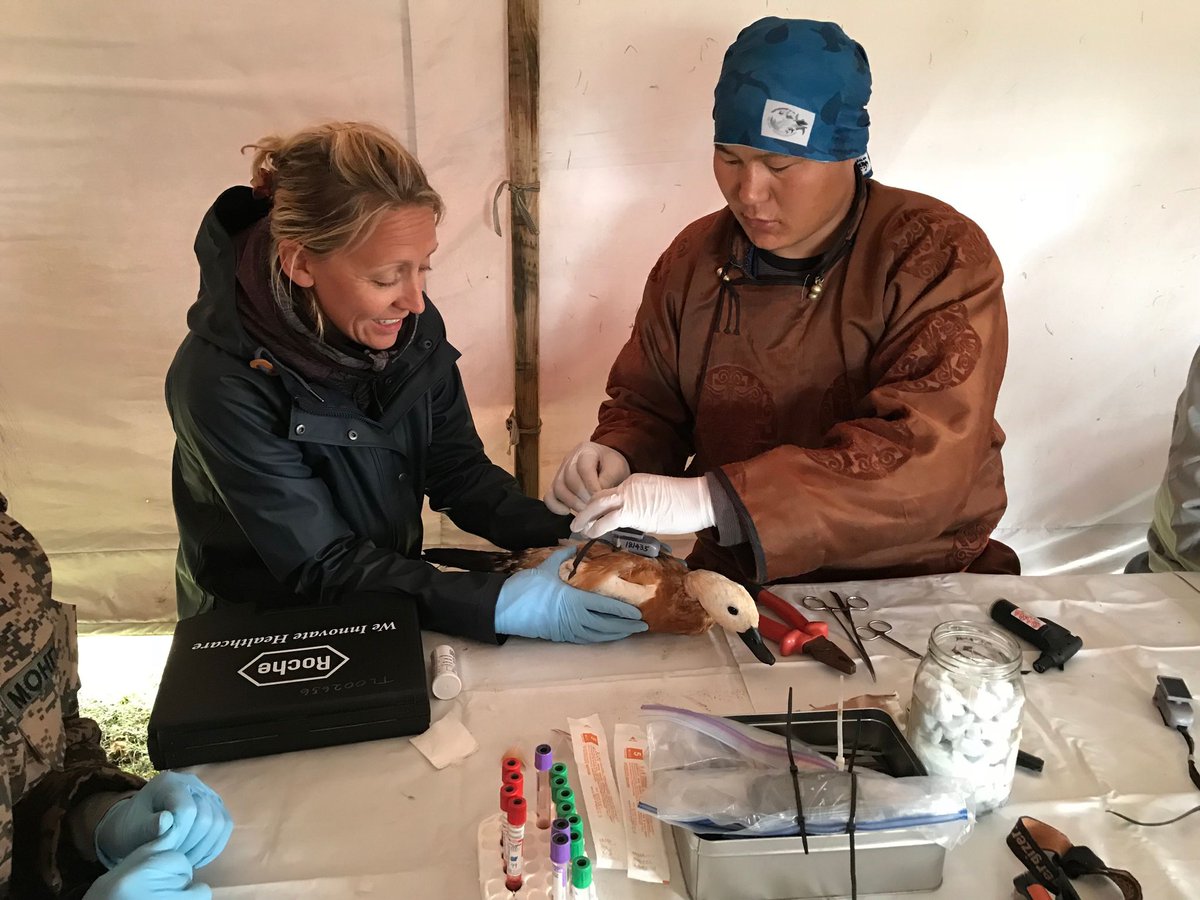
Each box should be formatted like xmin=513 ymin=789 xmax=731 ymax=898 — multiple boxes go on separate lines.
xmin=854 ymin=620 xmax=923 ymax=660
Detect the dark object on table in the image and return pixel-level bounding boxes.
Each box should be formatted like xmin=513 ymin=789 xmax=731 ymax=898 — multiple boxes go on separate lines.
xmin=673 ymin=708 xmax=946 ymax=900
xmin=148 ymin=594 xmax=429 ymax=768
xmin=1016 ymin=750 xmax=1045 ymax=773
xmin=990 ymin=599 xmax=1083 ymax=673
xmin=1008 ymin=816 xmax=1142 ymax=899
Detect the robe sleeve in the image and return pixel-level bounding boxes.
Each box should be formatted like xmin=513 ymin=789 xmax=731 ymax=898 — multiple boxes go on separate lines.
xmin=591 ymin=246 xmax=696 ymax=476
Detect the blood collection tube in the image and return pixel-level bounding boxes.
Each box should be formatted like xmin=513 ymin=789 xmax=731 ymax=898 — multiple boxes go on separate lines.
xmin=505 ymin=768 xmax=524 ymax=802
xmin=551 ymin=817 xmax=571 ymax=851
xmin=557 ymin=800 xmax=576 ymax=820
xmin=504 ymin=797 xmax=528 ymax=891
xmin=555 ymin=786 xmax=575 ymax=807
xmin=501 ymin=756 xmax=522 ymax=861
xmin=550 ymin=832 xmax=572 ymax=900
xmin=566 ymin=813 xmax=584 ymax=843
xmin=551 ymin=775 xmax=569 ymax=794
xmin=570 ymin=855 xmax=595 ymax=899
xmin=569 ymin=827 xmax=585 ymax=862
xmin=551 ymin=762 xmax=569 ymax=780
xmin=500 ymin=783 xmax=519 ymax=860
xmin=500 ymin=783 xmax=519 ymax=811
xmin=535 ymin=743 xmax=553 ymax=829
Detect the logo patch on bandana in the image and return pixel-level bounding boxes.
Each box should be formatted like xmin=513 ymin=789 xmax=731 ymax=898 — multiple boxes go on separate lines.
xmin=761 ymin=99 xmax=815 ymax=147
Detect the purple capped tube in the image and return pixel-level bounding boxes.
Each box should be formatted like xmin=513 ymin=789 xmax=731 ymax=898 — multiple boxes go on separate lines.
xmin=534 ymin=743 xmax=554 ymax=829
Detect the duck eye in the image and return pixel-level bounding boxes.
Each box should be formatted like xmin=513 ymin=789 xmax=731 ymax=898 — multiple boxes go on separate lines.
xmin=727 ymin=605 xmax=739 ymax=616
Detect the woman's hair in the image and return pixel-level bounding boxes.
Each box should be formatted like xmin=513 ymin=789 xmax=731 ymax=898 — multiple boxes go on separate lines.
xmin=242 ymin=121 xmax=444 ymax=337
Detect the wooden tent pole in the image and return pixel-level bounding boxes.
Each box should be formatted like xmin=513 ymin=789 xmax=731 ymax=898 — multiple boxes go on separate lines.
xmin=505 ymin=0 xmax=541 ymax=496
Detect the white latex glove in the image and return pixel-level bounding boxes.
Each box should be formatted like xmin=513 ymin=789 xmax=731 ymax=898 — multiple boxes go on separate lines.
xmin=571 ymin=473 xmax=716 ymax=538
xmin=544 ymin=441 xmax=631 ymax=515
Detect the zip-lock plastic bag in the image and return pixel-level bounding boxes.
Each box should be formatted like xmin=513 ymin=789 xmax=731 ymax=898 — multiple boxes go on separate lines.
xmin=639 ymin=705 xmax=974 ymax=847
xmin=641 ymin=704 xmax=837 ymax=773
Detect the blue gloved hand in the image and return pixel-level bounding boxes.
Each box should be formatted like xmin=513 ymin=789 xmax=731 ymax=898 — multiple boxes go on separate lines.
xmin=495 ymin=547 xmax=649 ymax=643
xmin=83 ymin=845 xmax=211 ymax=899
xmin=96 ymin=772 xmax=233 ymax=870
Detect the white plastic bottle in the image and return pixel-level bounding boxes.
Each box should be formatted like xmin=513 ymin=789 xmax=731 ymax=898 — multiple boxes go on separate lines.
xmin=430 ymin=644 xmax=462 ymax=700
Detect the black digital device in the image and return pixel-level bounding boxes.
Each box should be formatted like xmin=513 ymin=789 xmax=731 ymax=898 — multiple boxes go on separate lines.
xmin=148 ymin=594 xmax=430 ymax=768
xmin=989 ymin=599 xmax=1082 ymax=672
xmin=1154 ymin=675 xmax=1194 ymax=729
xmin=1160 ymin=676 xmax=1192 ymax=700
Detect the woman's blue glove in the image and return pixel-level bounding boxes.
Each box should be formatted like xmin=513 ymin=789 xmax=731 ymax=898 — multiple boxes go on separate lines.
xmin=84 ymin=845 xmax=211 ymax=899
xmin=95 ymin=772 xmax=233 ymax=870
xmin=495 ymin=547 xmax=648 ymax=643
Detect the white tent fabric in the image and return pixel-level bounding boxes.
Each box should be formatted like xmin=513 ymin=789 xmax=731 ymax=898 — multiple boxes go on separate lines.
xmin=2 ymin=1 xmax=1198 ymax=625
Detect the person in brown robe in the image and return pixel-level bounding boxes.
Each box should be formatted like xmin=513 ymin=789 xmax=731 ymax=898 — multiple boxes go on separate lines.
xmin=549 ymin=17 xmax=1017 ymax=586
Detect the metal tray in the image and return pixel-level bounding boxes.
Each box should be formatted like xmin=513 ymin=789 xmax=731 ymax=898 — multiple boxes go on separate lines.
xmin=673 ymin=708 xmax=946 ymax=900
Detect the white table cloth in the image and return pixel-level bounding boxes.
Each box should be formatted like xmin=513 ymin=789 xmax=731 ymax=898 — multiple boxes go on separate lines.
xmin=193 ymin=572 xmax=1200 ymax=898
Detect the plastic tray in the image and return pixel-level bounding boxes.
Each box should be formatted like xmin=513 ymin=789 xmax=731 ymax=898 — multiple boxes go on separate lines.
xmin=673 ymin=708 xmax=945 ymax=900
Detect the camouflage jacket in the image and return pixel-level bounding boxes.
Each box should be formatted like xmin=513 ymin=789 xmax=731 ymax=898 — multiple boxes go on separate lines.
xmin=0 ymin=495 xmax=144 ymax=899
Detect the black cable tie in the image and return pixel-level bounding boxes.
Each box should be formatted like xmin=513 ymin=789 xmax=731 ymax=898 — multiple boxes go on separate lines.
xmin=785 ymin=687 xmax=809 ymax=854
xmin=847 ymin=716 xmax=862 ymax=900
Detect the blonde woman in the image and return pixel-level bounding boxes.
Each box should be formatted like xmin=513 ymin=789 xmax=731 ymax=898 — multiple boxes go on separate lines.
xmin=166 ymin=122 xmax=644 ymax=646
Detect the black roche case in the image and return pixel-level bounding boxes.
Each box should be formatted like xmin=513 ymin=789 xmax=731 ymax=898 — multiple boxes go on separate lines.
xmin=148 ymin=594 xmax=430 ymax=768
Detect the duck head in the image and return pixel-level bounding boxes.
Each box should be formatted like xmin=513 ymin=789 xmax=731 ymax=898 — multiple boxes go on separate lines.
xmin=684 ymin=569 xmax=776 ymax=665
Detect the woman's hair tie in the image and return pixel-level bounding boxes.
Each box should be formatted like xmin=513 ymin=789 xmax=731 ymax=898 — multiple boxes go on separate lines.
xmin=251 ymin=154 xmax=277 ymax=199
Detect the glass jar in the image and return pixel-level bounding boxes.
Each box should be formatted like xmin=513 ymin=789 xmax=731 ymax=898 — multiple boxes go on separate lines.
xmin=906 ymin=621 xmax=1025 ymax=814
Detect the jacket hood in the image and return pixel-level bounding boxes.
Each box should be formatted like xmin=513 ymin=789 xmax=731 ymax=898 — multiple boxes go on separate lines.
xmin=188 ymin=186 xmax=271 ymax=358
xmin=186 ymin=186 xmax=448 ymax=377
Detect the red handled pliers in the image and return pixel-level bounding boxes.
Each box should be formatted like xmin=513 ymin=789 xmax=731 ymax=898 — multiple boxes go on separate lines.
xmin=749 ymin=583 xmax=857 ymax=675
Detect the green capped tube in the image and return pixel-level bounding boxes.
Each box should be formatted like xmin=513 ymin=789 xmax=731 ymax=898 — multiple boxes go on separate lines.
xmin=571 ymin=855 xmax=593 ymax=890
xmin=566 ymin=813 xmax=583 ymax=839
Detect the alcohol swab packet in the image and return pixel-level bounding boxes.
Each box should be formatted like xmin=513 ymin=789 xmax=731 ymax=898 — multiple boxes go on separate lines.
xmin=614 ymin=723 xmax=670 ymax=884
xmin=410 ymin=713 xmax=478 ymax=769
xmin=567 ymin=714 xmax=628 ymax=869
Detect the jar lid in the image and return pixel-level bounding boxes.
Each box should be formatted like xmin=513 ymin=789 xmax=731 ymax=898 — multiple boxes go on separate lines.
xmin=927 ymin=620 xmax=1022 ymax=676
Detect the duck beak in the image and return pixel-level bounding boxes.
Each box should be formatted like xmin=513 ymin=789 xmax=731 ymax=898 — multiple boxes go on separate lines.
xmin=739 ymin=627 xmax=776 ymax=665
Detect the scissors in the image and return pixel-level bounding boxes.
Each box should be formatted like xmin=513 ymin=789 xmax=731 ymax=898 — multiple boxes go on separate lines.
xmin=802 ymin=593 xmax=877 ymax=682
xmin=854 ymin=620 xmax=923 ymax=660
xmin=801 ymin=594 xmax=869 ymax=615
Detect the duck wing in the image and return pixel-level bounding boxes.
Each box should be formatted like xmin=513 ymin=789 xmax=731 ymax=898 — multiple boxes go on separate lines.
xmin=561 ymin=547 xmax=710 ymax=636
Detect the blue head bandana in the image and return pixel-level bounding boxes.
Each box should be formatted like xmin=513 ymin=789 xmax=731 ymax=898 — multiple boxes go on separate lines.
xmin=714 ymin=18 xmax=871 ymax=164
